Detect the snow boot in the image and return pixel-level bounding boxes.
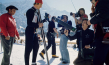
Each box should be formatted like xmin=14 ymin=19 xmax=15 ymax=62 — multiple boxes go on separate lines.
xmin=31 ymin=62 xmax=37 ymax=65
xmin=60 ymin=58 xmax=63 ymax=61
xmin=39 ymin=52 xmax=44 ymax=59
xmin=52 ymin=55 xmax=59 ymax=58
xmin=62 ymin=62 xmax=69 ymax=64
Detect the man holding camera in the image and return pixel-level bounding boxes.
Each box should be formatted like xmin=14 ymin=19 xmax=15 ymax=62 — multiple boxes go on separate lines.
xmin=24 ymin=0 xmax=43 ymax=65
xmin=64 ymin=18 xmax=94 ymax=65
xmin=87 ymin=0 xmax=109 ymax=65
xmin=72 ymin=8 xmax=88 ymax=25
xmin=39 ymin=16 xmax=59 ymax=59
xmin=58 ymin=15 xmax=72 ymax=64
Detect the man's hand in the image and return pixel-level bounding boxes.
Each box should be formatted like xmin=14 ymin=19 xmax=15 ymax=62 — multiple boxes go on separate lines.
xmin=5 ymin=36 xmax=10 ymax=40
xmin=17 ymin=36 xmax=20 ymax=40
xmin=56 ymin=33 xmax=59 ymax=38
xmin=91 ymin=5 xmax=95 ymax=13
xmin=87 ymin=20 xmax=91 ymax=25
xmin=78 ymin=20 xmax=82 ymax=24
xmin=61 ymin=19 xmax=64 ymax=22
xmin=72 ymin=13 xmax=75 ymax=18
xmin=39 ymin=23 xmax=43 ymax=28
xmin=85 ymin=45 xmax=90 ymax=49
xmin=64 ymin=29 xmax=69 ymax=36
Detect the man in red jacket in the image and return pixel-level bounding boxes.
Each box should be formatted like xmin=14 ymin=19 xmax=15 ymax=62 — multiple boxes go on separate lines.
xmin=0 ymin=5 xmax=20 ymax=65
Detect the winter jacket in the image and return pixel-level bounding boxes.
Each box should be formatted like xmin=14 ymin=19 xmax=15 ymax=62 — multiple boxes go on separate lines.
xmin=58 ymin=20 xmax=72 ymax=34
xmin=0 ymin=13 xmax=19 ymax=37
xmin=68 ymin=25 xmax=94 ymax=51
xmin=90 ymin=0 xmax=109 ymax=39
xmin=25 ymin=7 xmax=40 ymax=36
xmin=79 ymin=14 xmax=88 ymax=20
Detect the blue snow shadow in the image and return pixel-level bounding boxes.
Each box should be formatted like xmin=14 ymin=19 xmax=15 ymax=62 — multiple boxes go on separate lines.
xmin=49 ymin=58 xmax=55 ymax=64
xmin=37 ymin=60 xmax=46 ymax=65
xmin=37 ymin=58 xmax=55 ymax=65
xmin=0 ymin=52 xmax=3 ymax=54
xmin=58 ymin=62 xmax=70 ymax=65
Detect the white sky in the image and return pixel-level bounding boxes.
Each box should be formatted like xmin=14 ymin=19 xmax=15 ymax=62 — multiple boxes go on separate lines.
xmin=45 ymin=0 xmax=92 ymax=17
xmin=0 ymin=0 xmax=92 ymax=18
xmin=0 ymin=0 xmax=92 ymax=15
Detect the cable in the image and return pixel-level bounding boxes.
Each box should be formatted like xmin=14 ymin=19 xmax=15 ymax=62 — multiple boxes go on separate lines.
xmin=71 ymin=0 xmax=77 ymax=12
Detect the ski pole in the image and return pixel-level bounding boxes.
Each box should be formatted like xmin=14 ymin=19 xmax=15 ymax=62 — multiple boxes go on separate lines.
xmin=38 ymin=10 xmax=50 ymax=65
xmin=40 ymin=27 xmax=50 ymax=65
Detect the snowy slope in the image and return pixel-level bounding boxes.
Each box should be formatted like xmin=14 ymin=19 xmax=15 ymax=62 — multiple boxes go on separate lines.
xmin=0 ymin=42 xmax=78 ymax=65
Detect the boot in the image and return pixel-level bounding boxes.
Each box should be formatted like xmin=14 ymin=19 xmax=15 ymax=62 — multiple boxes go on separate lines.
xmin=31 ymin=62 xmax=37 ymax=65
xmin=60 ymin=58 xmax=63 ymax=61
xmin=62 ymin=61 xmax=69 ymax=64
xmin=52 ymin=55 xmax=59 ymax=58
xmin=39 ymin=52 xmax=44 ymax=59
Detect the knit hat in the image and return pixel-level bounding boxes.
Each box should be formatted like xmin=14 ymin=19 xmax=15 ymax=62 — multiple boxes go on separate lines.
xmin=35 ymin=0 xmax=43 ymax=4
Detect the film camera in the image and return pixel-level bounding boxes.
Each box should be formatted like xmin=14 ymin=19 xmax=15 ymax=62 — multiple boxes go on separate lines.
xmin=45 ymin=13 xmax=49 ymax=21
xmin=70 ymin=12 xmax=80 ymax=17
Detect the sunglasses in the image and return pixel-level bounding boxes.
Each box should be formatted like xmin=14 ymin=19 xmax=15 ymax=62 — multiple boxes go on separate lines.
xmin=90 ymin=0 xmax=92 ymax=1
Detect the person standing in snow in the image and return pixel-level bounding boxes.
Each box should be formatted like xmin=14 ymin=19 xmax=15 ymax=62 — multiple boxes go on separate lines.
xmin=24 ymin=0 xmax=43 ymax=65
xmin=87 ymin=0 xmax=109 ymax=65
xmin=0 ymin=5 xmax=20 ymax=65
xmin=58 ymin=15 xmax=72 ymax=64
xmin=39 ymin=16 xmax=59 ymax=59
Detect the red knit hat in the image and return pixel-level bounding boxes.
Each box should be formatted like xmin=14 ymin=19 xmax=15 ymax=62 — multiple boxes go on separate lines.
xmin=35 ymin=0 xmax=43 ymax=4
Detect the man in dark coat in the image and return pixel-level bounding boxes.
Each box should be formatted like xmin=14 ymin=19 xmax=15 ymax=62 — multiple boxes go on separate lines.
xmin=64 ymin=18 xmax=94 ymax=65
xmin=24 ymin=0 xmax=43 ymax=65
xmin=87 ymin=0 xmax=109 ymax=65
xmin=39 ymin=16 xmax=59 ymax=59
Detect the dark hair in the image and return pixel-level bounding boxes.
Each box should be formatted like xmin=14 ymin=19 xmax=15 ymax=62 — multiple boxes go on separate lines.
xmin=90 ymin=0 xmax=99 ymax=2
xmin=34 ymin=3 xmax=39 ymax=5
xmin=7 ymin=9 xmax=12 ymax=12
xmin=77 ymin=8 xmax=85 ymax=17
xmin=82 ymin=18 xmax=90 ymax=28
xmin=79 ymin=8 xmax=85 ymax=14
xmin=61 ymin=15 xmax=68 ymax=20
xmin=51 ymin=16 xmax=55 ymax=21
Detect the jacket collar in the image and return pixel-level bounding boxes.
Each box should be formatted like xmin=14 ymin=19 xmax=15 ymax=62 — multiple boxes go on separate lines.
xmin=32 ymin=7 xmax=37 ymax=11
xmin=95 ymin=1 xmax=99 ymax=7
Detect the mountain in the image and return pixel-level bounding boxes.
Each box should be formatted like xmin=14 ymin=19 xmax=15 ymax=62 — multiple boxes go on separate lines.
xmin=0 ymin=3 xmax=7 ymax=15
xmin=0 ymin=0 xmax=75 ymax=33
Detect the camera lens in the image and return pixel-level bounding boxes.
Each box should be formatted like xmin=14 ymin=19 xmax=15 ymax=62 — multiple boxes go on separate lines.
xmin=70 ymin=12 xmax=73 ymax=16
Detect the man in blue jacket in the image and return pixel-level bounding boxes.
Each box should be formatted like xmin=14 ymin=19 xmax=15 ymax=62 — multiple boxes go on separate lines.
xmin=24 ymin=0 xmax=43 ymax=65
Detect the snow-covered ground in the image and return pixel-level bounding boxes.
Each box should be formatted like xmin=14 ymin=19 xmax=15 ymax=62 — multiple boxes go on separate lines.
xmin=0 ymin=36 xmax=78 ymax=65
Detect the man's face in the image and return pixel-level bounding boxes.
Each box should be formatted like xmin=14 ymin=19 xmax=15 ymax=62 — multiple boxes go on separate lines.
xmin=63 ymin=16 xmax=67 ymax=22
xmin=39 ymin=3 xmax=42 ymax=9
xmin=9 ymin=9 xmax=16 ymax=15
xmin=91 ymin=0 xmax=96 ymax=7
xmin=79 ymin=10 xmax=84 ymax=16
xmin=82 ymin=20 xmax=88 ymax=29
xmin=35 ymin=3 xmax=42 ymax=9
